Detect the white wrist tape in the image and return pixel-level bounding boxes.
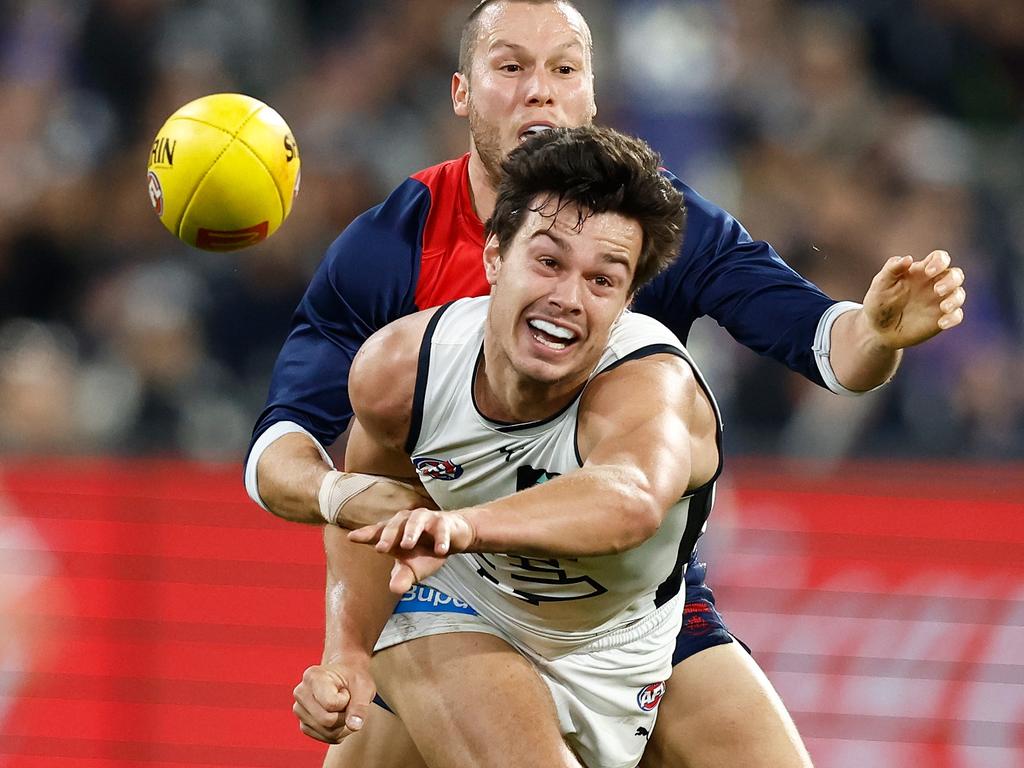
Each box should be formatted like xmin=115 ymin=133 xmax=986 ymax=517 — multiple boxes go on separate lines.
xmin=318 ymin=471 xmax=378 ymax=526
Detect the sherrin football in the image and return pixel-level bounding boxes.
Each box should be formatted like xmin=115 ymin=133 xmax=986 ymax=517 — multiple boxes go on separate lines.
xmin=147 ymin=93 xmax=300 ymax=251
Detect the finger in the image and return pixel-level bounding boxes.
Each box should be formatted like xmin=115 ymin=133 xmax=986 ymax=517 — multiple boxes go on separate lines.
xmin=885 ymin=254 xmax=913 ymax=275
xmin=389 ymin=560 xmax=416 ymax=594
xmin=938 ymin=307 xmax=964 ymax=330
xmin=401 ymin=509 xmax=430 ymax=550
xmin=310 ymin=674 xmax=349 ymax=713
xmin=343 ymin=678 xmax=377 ymax=732
xmin=348 ymin=522 xmax=385 ymax=544
xmin=877 ymin=255 xmax=913 ymax=285
xmin=293 ymin=676 xmax=329 ymax=713
xmin=933 ymin=267 xmax=965 ymax=297
xmin=434 ymin=518 xmax=451 ymax=555
xmin=923 ymin=250 xmax=951 ymax=278
xmin=298 ymin=721 xmax=333 ymax=744
xmin=940 ymin=286 xmax=966 ymax=315
xmin=294 ymin=700 xmax=334 ymax=743
xmin=299 ymin=719 xmax=350 ymax=745
xmin=376 ymin=513 xmax=409 ymax=552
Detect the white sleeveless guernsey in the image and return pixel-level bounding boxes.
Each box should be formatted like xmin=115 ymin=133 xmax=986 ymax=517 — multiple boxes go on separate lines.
xmin=408 ymin=297 xmax=722 ymax=659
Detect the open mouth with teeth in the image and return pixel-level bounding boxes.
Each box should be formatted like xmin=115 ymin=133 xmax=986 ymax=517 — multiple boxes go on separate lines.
xmin=527 ymin=318 xmax=579 ymax=351
xmin=519 ymin=125 xmax=554 ymax=143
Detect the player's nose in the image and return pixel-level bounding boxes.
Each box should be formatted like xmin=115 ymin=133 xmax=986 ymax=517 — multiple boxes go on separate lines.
xmin=523 ymin=70 xmax=555 ymax=106
xmin=547 ymin=274 xmax=583 ymax=313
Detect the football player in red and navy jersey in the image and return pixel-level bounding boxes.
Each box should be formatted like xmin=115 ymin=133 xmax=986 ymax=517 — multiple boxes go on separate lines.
xmin=246 ymin=1 xmax=966 ymax=766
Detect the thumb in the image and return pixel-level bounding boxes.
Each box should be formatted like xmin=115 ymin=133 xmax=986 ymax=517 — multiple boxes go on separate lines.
xmin=389 ymin=560 xmax=417 ymax=594
xmin=344 ymin=675 xmax=377 ymax=732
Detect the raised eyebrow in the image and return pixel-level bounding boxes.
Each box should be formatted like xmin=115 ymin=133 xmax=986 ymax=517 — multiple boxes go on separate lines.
xmin=488 ymin=40 xmax=585 ymax=58
xmin=598 ymin=252 xmax=632 ymax=271
xmin=528 ymin=230 xmax=568 ymax=250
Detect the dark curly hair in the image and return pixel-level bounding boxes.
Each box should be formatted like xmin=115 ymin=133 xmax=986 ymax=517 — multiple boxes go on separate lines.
xmin=485 ymin=125 xmax=686 ymax=293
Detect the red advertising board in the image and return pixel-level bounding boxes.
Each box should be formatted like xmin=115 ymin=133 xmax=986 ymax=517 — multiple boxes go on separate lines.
xmin=0 ymin=459 xmax=1021 ymax=767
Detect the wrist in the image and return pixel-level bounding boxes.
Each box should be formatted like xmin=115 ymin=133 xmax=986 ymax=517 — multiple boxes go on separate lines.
xmin=318 ymin=471 xmax=377 ymax=526
xmin=322 ymin=645 xmax=373 ymax=666
xmin=856 ymin=305 xmax=903 ymax=354
xmin=453 ymin=508 xmax=482 ymax=552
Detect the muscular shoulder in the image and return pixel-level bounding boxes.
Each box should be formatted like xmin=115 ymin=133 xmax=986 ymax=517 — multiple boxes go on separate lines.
xmin=578 ymin=351 xmax=719 ymax=492
xmin=349 ymin=307 xmax=440 ymax=448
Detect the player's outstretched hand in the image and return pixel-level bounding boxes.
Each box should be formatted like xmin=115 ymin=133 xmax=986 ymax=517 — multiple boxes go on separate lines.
xmin=348 ymin=508 xmax=476 ymax=593
xmin=293 ymin=659 xmax=376 ymax=744
xmin=862 ymin=250 xmax=966 ymax=349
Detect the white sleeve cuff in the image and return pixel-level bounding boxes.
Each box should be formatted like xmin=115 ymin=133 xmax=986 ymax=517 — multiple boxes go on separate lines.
xmin=244 ymin=421 xmax=335 ymax=511
xmin=812 ymin=301 xmax=885 ymax=398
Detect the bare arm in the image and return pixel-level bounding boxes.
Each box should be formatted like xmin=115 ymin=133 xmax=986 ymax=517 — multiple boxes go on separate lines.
xmin=293 ymin=310 xmax=437 ymax=741
xmin=297 ymin=423 xmax=417 ymax=739
xmin=828 ymin=250 xmax=966 ymax=392
xmin=464 ymin=354 xmax=717 ymax=556
xmin=352 ymin=353 xmax=720 ymax=587
xmin=253 ymin=309 xmax=441 ymax=527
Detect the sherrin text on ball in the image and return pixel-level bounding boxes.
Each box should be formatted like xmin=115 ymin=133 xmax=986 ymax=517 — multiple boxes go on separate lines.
xmin=147 ymin=93 xmax=300 ymax=251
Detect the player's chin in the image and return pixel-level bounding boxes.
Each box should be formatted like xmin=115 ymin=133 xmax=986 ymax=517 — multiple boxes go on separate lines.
xmin=515 ymin=345 xmax=584 ymax=384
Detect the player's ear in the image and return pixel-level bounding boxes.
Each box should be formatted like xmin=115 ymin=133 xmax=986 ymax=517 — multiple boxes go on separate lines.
xmin=483 ymin=234 xmax=502 ymax=285
xmin=452 ymin=72 xmax=469 ymax=117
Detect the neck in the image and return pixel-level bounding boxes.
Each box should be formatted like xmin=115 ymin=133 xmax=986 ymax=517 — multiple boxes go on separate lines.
xmin=466 ymin=151 xmax=499 ymax=222
xmin=475 ymin=335 xmax=586 ymax=424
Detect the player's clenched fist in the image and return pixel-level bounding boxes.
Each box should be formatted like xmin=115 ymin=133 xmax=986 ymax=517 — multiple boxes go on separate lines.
xmin=292 ymin=661 xmax=375 ymax=744
xmin=349 ymin=508 xmax=477 ymax=593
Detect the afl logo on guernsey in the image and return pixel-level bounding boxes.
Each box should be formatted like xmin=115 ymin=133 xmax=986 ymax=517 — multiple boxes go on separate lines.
xmin=413 ymin=457 xmax=464 ymax=481
xmin=637 ymin=682 xmax=666 ymax=712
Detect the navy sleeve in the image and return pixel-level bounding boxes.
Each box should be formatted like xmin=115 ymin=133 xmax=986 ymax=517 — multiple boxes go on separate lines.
xmin=248 ymin=179 xmax=431 ymax=451
xmin=632 ymin=174 xmax=836 ymax=387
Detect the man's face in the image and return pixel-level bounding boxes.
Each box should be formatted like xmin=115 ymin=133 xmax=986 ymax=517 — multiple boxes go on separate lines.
xmin=483 ymin=200 xmax=641 ymax=389
xmin=454 ymin=1 xmax=597 ymax=184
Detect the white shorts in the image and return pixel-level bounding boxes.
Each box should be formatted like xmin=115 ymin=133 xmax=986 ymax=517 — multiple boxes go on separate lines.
xmin=375 ymin=585 xmax=682 ymax=768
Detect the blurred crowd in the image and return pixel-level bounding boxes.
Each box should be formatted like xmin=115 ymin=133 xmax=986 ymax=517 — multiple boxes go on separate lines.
xmin=0 ymin=0 xmax=1021 ymax=462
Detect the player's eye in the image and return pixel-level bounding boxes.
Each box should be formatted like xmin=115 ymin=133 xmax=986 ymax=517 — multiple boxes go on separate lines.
xmin=555 ymin=66 xmax=576 ymax=75
xmin=592 ymin=275 xmax=613 ymax=288
xmin=500 ymin=63 xmax=523 ymax=73
xmin=538 ymin=257 xmax=558 ymax=269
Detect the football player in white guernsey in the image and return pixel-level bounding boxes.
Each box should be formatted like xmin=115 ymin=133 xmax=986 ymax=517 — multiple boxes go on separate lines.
xmin=292 ymin=126 xmax=809 ymax=768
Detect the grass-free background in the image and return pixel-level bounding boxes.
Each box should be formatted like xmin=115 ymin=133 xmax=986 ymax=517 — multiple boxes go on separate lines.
xmin=1 ymin=1 xmax=1022 ymax=766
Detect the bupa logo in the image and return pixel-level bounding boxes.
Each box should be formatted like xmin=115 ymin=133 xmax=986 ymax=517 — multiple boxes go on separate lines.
xmin=636 ymin=681 xmax=666 ymax=712
xmin=413 ymin=456 xmax=463 ymax=481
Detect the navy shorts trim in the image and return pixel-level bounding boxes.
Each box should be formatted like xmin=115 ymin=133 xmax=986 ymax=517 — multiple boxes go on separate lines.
xmin=671 ymin=552 xmax=748 ymax=666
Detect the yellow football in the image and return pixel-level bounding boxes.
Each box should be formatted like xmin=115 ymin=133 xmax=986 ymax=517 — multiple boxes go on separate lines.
xmin=146 ymin=93 xmax=300 ymax=251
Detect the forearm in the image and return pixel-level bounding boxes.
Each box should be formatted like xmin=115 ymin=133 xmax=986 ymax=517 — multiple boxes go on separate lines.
xmin=323 ymin=525 xmax=399 ymax=662
xmin=462 ymin=466 xmax=662 ymax=558
xmin=827 ymin=307 xmax=902 ymax=393
xmin=255 ymin=432 xmax=333 ymax=523
xmin=254 ymin=432 xmax=435 ymax=527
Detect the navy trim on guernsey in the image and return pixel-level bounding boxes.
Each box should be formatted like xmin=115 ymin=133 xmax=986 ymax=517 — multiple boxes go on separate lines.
xmin=470 ymin=345 xmax=585 ymax=433
xmin=572 ymin=343 xmax=688 ymax=467
xmin=655 ymin=486 xmax=713 ymax=608
xmin=249 ymin=161 xmax=836 ymax=463
xmin=248 ymin=154 xmax=840 ymax=689
xmin=404 ymin=302 xmax=455 ymax=455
